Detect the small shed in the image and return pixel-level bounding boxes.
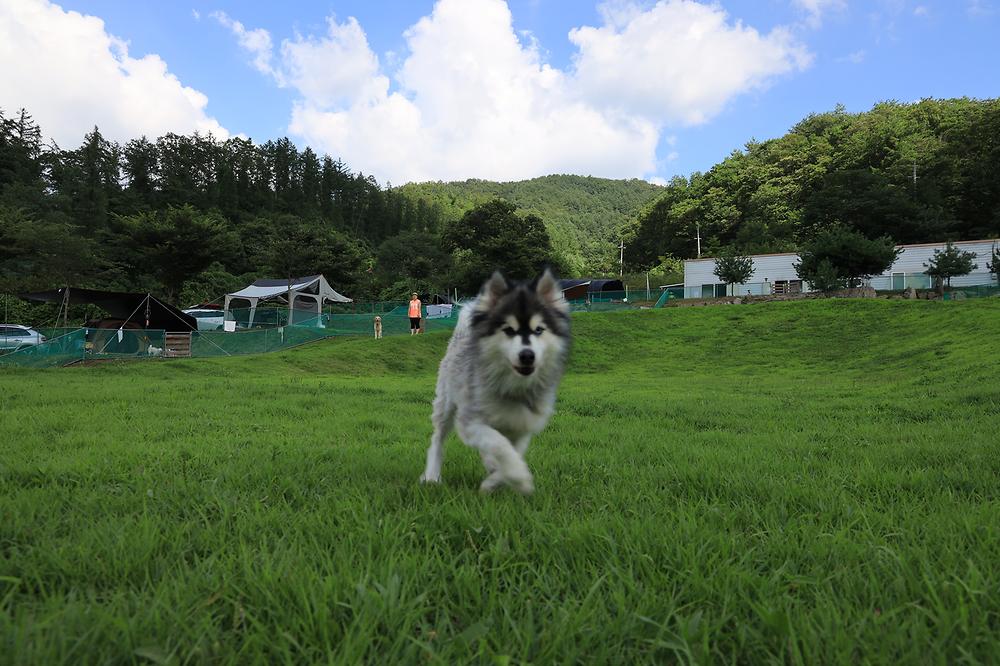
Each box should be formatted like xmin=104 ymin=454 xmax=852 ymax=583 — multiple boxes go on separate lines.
xmin=559 ymin=278 xmax=626 ymax=301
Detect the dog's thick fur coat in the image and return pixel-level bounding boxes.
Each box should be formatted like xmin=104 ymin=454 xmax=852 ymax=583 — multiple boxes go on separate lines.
xmin=420 ymin=269 xmax=570 ymax=494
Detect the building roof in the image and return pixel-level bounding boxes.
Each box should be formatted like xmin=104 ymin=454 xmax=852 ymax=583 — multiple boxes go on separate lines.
xmin=684 ymin=238 xmax=1000 ymax=263
xmin=559 ymin=278 xmax=625 ymax=292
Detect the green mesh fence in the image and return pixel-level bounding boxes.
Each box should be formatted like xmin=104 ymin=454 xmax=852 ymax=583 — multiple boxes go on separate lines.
xmin=942 ymin=285 xmax=1000 ymax=299
xmin=0 ymin=328 xmax=171 ymax=368
xmin=190 ymin=325 xmax=328 ymax=357
xmin=569 ymin=301 xmax=640 ymax=313
xmin=88 ymin=328 xmax=166 ymax=357
xmin=190 ymin=312 xmax=459 ymax=357
xmin=0 ymin=329 xmax=88 ymax=368
xmin=1 ymin=306 xmax=462 ymax=368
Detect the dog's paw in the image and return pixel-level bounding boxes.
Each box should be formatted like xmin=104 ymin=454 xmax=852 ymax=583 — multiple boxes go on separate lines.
xmin=509 ymin=473 xmax=535 ymax=496
xmin=504 ymin=459 xmax=535 ymax=495
xmin=479 ymin=471 xmax=504 ymax=494
xmin=419 ymin=472 xmax=441 ymax=485
xmin=480 ymin=470 xmax=534 ymax=495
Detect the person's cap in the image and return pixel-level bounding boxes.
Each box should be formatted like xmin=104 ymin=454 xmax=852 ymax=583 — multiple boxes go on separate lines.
xmin=411 ymin=292 xmax=418 ymax=297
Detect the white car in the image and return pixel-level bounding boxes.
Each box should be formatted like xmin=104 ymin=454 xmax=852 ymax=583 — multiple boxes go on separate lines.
xmin=183 ymin=309 xmax=226 ymax=331
xmin=0 ymin=324 xmax=46 ymax=351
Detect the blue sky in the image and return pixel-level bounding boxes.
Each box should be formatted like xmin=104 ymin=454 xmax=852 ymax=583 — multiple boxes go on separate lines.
xmin=2 ymin=0 xmax=998 ymax=184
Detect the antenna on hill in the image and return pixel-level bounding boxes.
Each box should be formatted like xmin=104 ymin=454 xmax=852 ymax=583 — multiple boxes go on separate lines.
xmin=619 ymin=239 xmax=625 ymax=277
xmin=696 ymin=223 xmax=702 ymax=258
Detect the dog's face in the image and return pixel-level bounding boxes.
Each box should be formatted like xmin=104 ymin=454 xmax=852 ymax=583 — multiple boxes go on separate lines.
xmin=374 ymin=316 xmax=382 ymax=324
xmin=472 ymin=269 xmax=570 ymax=379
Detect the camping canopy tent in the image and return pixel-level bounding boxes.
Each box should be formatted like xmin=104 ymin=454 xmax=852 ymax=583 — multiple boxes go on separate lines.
xmin=20 ymin=287 xmax=197 ymax=331
xmin=224 ymin=275 xmax=351 ymax=327
xmin=558 ymin=279 xmax=626 ymax=301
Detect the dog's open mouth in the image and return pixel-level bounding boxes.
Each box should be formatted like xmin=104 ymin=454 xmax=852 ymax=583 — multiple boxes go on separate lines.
xmin=514 ymin=365 xmax=535 ymax=376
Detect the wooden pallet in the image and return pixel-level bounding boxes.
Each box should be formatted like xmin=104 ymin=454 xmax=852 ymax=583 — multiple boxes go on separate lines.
xmin=164 ymin=332 xmax=192 ymax=358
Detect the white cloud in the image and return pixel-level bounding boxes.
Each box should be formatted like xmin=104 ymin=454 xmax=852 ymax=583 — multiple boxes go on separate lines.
xmin=211 ymin=10 xmax=283 ymax=83
xmin=913 ymin=5 xmax=929 ymax=16
xmin=836 ymin=49 xmax=866 ymax=64
xmin=570 ymin=1 xmax=812 ymax=125
xmin=222 ymin=0 xmax=810 ymax=183
xmin=967 ymin=0 xmax=995 ymax=16
xmin=281 ymin=16 xmax=385 ymax=107
xmin=791 ymin=0 xmax=846 ymax=26
xmin=0 ymin=0 xmax=227 ymax=147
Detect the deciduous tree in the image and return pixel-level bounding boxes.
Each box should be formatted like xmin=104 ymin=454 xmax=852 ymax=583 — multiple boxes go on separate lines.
xmin=795 ymin=226 xmax=900 ymax=289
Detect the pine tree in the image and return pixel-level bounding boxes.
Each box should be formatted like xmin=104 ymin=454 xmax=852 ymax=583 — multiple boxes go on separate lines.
xmin=924 ymin=242 xmax=978 ymax=290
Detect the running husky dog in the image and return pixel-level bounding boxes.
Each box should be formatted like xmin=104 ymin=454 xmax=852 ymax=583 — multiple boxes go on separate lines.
xmin=420 ymin=269 xmax=570 ymax=494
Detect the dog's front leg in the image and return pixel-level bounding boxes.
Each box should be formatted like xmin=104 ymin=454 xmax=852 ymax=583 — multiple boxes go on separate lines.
xmin=458 ymin=421 xmax=533 ymax=495
xmin=479 ymin=434 xmax=533 ymax=493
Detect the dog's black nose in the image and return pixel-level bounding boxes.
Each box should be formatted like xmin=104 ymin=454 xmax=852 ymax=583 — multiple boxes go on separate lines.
xmin=518 ymin=349 xmax=535 ymax=366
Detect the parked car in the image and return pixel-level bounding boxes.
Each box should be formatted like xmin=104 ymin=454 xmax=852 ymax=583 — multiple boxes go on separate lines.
xmin=183 ymin=309 xmax=226 ymax=331
xmin=0 ymin=324 xmax=46 ymax=351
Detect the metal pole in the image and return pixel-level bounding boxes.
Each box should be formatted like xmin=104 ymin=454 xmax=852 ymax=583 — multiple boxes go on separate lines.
xmin=696 ymin=223 xmax=702 ymax=259
xmin=619 ymin=240 xmax=625 ymax=277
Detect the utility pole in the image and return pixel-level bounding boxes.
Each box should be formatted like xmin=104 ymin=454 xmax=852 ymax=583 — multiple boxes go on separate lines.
xmin=619 ymin=239 xmax=625 ymax=277
xmin=696 ymin=223 xmax=702 ymax=259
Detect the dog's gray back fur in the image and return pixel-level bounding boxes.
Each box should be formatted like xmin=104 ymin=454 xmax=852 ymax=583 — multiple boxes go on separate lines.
xmin=420 ymin=269 xmax=570 ymax=494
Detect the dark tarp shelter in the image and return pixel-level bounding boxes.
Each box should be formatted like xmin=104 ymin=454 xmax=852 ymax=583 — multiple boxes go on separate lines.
xmin=20 ymin=287 xmax=197 ymax=332
xmin=558 ymin=278 xmax=626 ymax=301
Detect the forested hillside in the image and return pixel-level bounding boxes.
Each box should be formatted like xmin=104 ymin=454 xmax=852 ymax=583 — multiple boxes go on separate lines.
xmin=398 ymin=175 xmax=663 ymax=274
xmin=3 ymin=97 xmax=998 ymax=310
xmin=625 ymin=98 xmax=1000 ymax=269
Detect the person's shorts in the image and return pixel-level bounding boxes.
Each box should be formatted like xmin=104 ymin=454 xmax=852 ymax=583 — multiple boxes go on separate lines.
xmin=409 ymin=317 xmax=421 ymax=330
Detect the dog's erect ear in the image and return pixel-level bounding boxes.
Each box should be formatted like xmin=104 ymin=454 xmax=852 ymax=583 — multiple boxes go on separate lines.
xmin=534 ymin=268 xmax=567 ymax=312
xmin=478 ymin=271 xmax=509 ymax=307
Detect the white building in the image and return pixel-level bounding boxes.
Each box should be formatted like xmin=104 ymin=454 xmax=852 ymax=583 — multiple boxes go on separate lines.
xmin=683 ymin=239 xmax=999 ymax=299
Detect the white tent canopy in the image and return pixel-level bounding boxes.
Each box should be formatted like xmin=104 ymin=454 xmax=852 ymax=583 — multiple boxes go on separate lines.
xmin=224 ymin=275 xmax=351 ymax=327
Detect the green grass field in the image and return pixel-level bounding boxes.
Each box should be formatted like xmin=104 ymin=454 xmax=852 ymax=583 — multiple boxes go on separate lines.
xmin=2 ymin=300 xmax=999 ymax=664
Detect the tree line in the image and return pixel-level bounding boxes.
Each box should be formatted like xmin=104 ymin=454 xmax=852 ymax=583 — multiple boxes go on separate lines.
xmin=625 ymin=98 xmax=1000 ymax=273
xmin=0 ymin=108 xmax=564 ymax=314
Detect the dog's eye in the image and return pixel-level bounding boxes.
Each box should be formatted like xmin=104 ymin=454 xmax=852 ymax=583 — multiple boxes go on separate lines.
xmin=502 ymin=327 xmax=516 ymax=337
xmin=534 ymin=326 xmax=545 ymax=335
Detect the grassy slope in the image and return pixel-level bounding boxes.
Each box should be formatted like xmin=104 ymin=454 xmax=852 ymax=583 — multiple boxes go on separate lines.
xmin=2 ymin=300 xmax=999 ymax=663
xmin=398 ymin=175 xmax=663 ymax=273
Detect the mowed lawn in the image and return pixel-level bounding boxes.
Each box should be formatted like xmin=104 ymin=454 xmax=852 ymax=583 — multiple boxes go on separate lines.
xmin=2 ymin=300 xmax=999 ymax=664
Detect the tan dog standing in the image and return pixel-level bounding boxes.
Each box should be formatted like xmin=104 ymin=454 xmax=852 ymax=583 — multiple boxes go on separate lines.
xmin=373 ymin=315 xmax=383 ymax=339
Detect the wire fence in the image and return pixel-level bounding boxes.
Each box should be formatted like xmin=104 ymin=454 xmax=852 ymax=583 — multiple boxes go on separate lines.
xmin=941 ymin=285 xmax=1000 ymax=299
xmin=0 ymin=308 xmax=461 ymax=369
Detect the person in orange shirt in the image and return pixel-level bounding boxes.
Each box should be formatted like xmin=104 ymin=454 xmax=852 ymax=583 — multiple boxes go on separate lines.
xmin=408 ymin=292 xmax=422 ymax=335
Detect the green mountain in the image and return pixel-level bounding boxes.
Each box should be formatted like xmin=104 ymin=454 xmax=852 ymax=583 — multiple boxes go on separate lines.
xmin=398 ymin=175 xmax=663 ymax=274
xmin=625 ymin=97 xmax=1000 ymax=269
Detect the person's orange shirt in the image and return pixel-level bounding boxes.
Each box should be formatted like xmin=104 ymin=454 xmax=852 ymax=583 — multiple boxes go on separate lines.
xmin=408 ymin=299 xmax=422 ymax=318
